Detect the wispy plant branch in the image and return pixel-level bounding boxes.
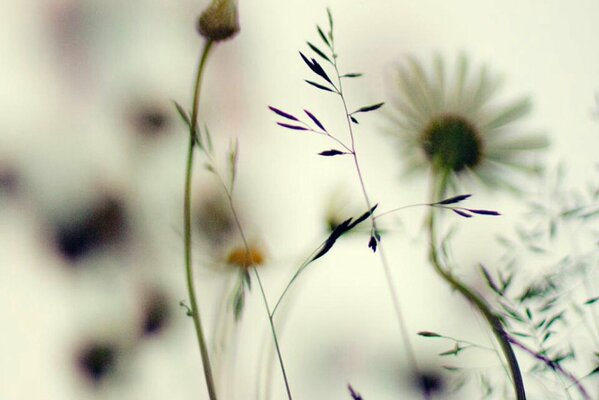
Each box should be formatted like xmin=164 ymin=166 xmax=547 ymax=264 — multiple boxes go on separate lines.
xmin=427 ymin=174 xmax=526 ymax=400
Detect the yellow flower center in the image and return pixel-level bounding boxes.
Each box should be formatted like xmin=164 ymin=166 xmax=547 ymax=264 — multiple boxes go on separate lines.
xmin=226 ymin=246 xmax=265 ymax=269
xmin=420 ymin=114 xmax=482 ymax=172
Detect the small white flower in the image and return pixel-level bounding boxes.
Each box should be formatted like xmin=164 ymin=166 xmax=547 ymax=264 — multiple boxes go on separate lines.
xmin=385 ymin=54 xmax=548 ymax=193
xmin=197 ymin=0 xmax=240 ymax=42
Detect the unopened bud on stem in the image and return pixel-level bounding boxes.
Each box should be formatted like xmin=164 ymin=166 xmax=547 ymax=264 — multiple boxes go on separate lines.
xmin=197 ymin=0 xmax=240 ymax=41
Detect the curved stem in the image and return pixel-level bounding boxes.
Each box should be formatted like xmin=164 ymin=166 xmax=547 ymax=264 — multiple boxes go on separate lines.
xmin=330 ymin=41 xmax=421 ymax=379
xmin=218 ymin=173 xmax=294 ymax=399
xmin=426 ymin=175 xmax=526 ymax=400
xmin=184 ymin=39 xmax=218 ymax=400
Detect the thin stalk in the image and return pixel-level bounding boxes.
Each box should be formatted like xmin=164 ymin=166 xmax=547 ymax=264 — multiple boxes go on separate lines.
xmin=211 ymin=160 xmax=293 ymax=399
xmin=183 ymin=39 xmax=218 ymax=400
xmin=426 ymin=174 xmax=526 ymax=400
xmin=329 ymin=38 xmax=422 ymax=382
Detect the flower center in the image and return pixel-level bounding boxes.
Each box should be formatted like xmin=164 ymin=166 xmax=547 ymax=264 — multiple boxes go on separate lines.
xmin=420 ymin=114 xmax=482 ymax=172
xmin=227 ymin=246 xmax=265 ymax=269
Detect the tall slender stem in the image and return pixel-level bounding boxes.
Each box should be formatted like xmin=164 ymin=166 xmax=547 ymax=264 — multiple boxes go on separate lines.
xmin=184 ymin=39 xmax=218 ymax=400
xmin=220 ymin=180 xmax=294 ymax=399
xmin=426 ymin=175 xmax=526 ymax=400
xmin=329 ymin=39 xmax=422 ymax=381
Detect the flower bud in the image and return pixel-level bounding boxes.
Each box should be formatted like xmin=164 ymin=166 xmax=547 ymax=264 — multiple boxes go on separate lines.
xmin=197 ymin=0 xmax=240 ymax=41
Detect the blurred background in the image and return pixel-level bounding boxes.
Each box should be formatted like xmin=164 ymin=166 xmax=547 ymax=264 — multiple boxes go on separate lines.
xmin=2 ymin=1 xmax=599 ymax=399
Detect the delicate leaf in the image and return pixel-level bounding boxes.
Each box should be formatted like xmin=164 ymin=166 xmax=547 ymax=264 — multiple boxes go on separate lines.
xmin=178 ymin=301 xmax=193 ymax=317
xmin=310 ymin=206 xmax=377 ymax=263
xmin=525 ymin=307 xmax=533 ymax=320
xmin=173 ymin=101 xmax=191 ymax=127
xmin=545 ymin=312 xmax=563 ymax=329
xmin=318 ymin=149 xmax=345 ymax=156
xmin=480 ymin=265 xmax=500 ymax=294
xmin=299 ymin=51 xmax=314 ymax=71
xmin=204 ymin=163 xmax=215 ymax=173
xmin=588 ymin=366 xmax=599 ymax=376
xmin=436 ymin=194 xmax=472 ymax=205
xmin=299 ymin=51 xmax=333 ymax=85
xmin=352 ymin=102 xmax=385 ymax=114
xmin=452 ymin=209 xmax=472 ymax=218
xmin=307 ymin=41 xmax=331 ymax=63
xmin=232 ymin=288 xmax=245 ymax=322
xmin=305 ymin=79 xmax=334 ymax=92
xmin=268 ymin=106 xmax=299 ymax=121
xmin=439 ymin=344 xmax=461 ymax=356
xmin=277 ymin=122 xmax=309 ymax=131
xmin=442 ymin=365 xmax=460 ymax=371
xmin=327 ymin=7 xmax=334 ymax=37
xmin=584 ymin=297 xmax=599 ymax=305
xmin=418 ymin=331 xmax=442 ymax=338
xmin=203 ymin=124 xmax=214 ymax=154
xmin=348 ymin=204 xmax=378 ymax=230
xmin=341 ymin=73 xmax=363 ymax=78
xmin=310 ymin=57 xmax=334 ymax=84
xmin=242 ymin=269 xmax=251 ymax=290
xmin=368 ymin=235 xmax=377 ymax=252
xmin=316 ymin=25 xmax=330 ymax=48
xmin=467 ymin=209 xmax=501 ymax=216
xmin=348 ymin=384 xmax=363 ymax=400
xmin=311 ymin=218 xmax=353 ymax=262
xmin=350 ymin=116 xmax=359 ymax=124
xmin=228 ymin=139 xmax=239 ymax=190
xmin=304 ymin=109 xmax=327 ymax=131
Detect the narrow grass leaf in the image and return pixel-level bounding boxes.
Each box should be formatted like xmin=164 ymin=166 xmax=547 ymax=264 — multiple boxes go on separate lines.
xmin=584 ymin=297 xmax=599 ymax=305
xmin=203 ymin=124 xmax=214 ymax=154
xmin=352 ymin=102 xmax=385 ymax=114
xmin=327 ymin=7 xmax=334 ymax=38
xmin=467 ymin=209 xmax=501 ymax=216
xmin=311 ymin=218 xmax=353 ymax=262
xmin=268 ymin=106 xmax=299 ymax=121
xmin=277 ymin=122 xmax=308 ymax=131
xmin=305 ymin=80 xmax=334 ymax=92
xmin=348 ymin=384 xmax=363 ymax=400
xmin=368 ymin=235 xmax=377 ymax=252
xmin=452 ymin=209 xmax=472 ymax=218
xmin=299 ymin=51 xmax=333 ymax=84
xmin=173 ymin=101 xmax=191 ymax=127
xmin=304 ymin=109 xmax=327 ymax=131
xmin=341 ymin=73 xmax=363 ymax=78
xmin=310 ymin=57 xmax=334 ymax=84
xmin=480 ymin=265 xmax=501 ymax=294
xmin=228 ymin=138 xmax=239 ymax=190
xmin=418 ymin=331 xmax=442 ymax=338
xmin=318 ymin=149 xmax=345 ymax=156
xmin=348 ymin=204 xmax=378 ymax=229
xmin=307 ymin=42 xmax=331 ymax=63
xmin=436 ymin=194 xmax=472 ymax=205
xmin=588 ymin=366 xmax=599 ymax=376
xmin=350 ymin=116 xmax=359 ymax=124
xmin=317 ymin=25 xmax=331 ymax=48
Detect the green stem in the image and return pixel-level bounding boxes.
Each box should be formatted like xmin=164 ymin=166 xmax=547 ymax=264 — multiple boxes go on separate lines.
xmin=426 ymin=175 xmax=526 ymax=400
xmin=219 ymin=174 xmax=294 ymax=399
xmin=329 ymin=39 xmax=422 ymax=380
xmin=184 ymin=39 xmax=218 ymax=400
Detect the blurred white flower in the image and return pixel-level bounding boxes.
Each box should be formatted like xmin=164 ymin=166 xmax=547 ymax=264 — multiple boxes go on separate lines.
xmin=386 ymin=54 xmax=548 ymax=193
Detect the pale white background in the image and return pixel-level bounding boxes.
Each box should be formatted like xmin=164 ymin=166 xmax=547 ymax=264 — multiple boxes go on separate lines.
xmin=1 ymin=1 xmax=599 ymax=399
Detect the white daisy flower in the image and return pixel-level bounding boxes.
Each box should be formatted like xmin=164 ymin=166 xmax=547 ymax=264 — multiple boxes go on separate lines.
xmin=386 ymin=54 xmax=548 ymax=194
